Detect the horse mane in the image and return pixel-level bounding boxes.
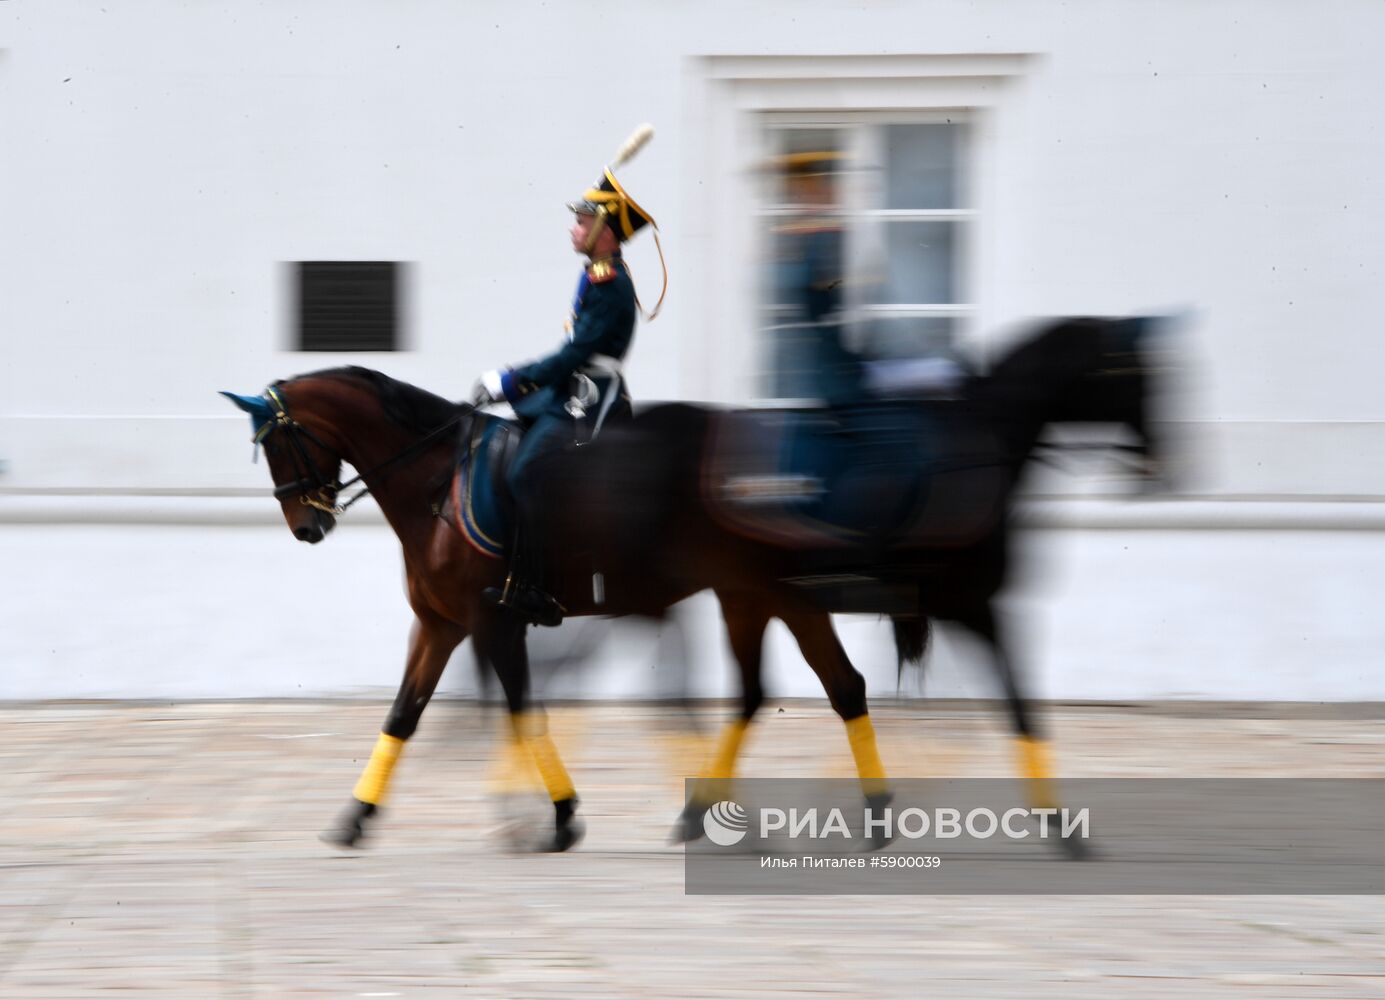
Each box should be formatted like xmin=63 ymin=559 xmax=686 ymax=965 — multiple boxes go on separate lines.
xmin=971 ymin=318 xmax=1111 ymax=419
xmin=988 ymin=318 xmax=1104 ymax=385
xmin=284 ymin=366 xmax=467 ymax=435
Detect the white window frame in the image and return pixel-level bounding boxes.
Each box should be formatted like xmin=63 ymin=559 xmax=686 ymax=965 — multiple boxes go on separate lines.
xmin=680 ymin=53 xmax=1034 ymax=403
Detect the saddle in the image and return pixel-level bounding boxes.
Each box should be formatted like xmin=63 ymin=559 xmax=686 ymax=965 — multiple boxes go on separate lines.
xmin=703 ymin=403 xmax=1008 ymax=555
xmin=450 ymin=415 xmax=523 ymax=558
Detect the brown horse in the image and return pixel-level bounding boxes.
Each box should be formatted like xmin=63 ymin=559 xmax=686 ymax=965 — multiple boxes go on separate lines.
xmin=222 ymin=376 xmax=896 ymax=852
xmin=223 ymin=315 xmax=1163 ymax=852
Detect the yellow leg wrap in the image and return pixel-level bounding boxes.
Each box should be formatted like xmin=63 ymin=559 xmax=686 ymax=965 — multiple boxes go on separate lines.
xmin=512 ymin=712 xmax=576 ymax=803
xmin=487 ymin=730 xmax=540 ymax=795
xmin=352 ymin=732 xmax=405 ymax=806
xmin=1015 ymin=735 xmax=1057 ymax=810
xmin=693 ymin=719 xmax=749 ymax=804
xmin=525 ymin=733 xmax=576 ymax=803
xmin=703 ymin=719 xmax=749 ymax=780
xmin=845 ymin=715 xmax=889 ymax=797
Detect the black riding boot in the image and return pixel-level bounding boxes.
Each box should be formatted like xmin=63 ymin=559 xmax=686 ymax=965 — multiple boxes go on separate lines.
xmin=483 ymin=524 xmax=565 ymax=627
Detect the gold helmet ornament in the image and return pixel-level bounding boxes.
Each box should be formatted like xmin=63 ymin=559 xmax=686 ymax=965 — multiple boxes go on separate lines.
xmin=568 ymin=123 xmax=667 ymax=319
xmin=776 ymin=149 xmax=847 ymax=177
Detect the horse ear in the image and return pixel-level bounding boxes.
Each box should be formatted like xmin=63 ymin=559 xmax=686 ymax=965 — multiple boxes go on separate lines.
xmin=220 ymin=390 xmax=276 ymax=442
xmin=220 ymin=391 xmax=274 ymax=417
xmin=1130 ymin=309 xmax=1195 ymax=344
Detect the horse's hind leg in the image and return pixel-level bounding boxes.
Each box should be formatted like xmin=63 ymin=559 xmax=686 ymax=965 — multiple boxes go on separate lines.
xmin=779 ymin=608 xmax=894 ymax=848
xmin=322 ymin=613 xmax=465 ymax=849
xmin=475 ymin=612 xmax=582 ymax=852
xmin=674 ymin=595 xmax=769 ymax=843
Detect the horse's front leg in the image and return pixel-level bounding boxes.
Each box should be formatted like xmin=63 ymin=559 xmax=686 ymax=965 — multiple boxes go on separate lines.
xmin=322 ymin=612 xmax=465 ymax=849
xmin=674 ymin=594 xmax=770 ymax=843
xmin=778 ymin=606 xmax=894 ymax=851
xmin=476 ymin=611 xmax=583 ymax=853
xmin=956 ymin=600 xmax=1089 ymax=860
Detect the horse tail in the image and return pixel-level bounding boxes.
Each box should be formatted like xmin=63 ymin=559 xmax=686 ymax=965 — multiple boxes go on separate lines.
xmin=892 ymin=615 xmax=931 ymax=691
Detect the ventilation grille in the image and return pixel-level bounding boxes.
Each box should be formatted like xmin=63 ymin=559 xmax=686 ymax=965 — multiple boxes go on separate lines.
xmin=296 ymin=261 xmax=399 ymax=352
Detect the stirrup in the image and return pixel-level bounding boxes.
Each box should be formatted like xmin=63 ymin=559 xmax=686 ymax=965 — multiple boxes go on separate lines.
xmin=511 ymin=586 xmax=565 ymax=627
xmin=484 ymin=579 xmax=565 ymax=627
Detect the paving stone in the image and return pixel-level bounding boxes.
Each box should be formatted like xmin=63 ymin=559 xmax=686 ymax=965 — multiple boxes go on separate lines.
xmin=1 ymin=701 xmax=1383 ymax=997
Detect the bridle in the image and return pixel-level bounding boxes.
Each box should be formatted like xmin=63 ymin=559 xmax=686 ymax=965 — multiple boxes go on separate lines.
xmin=259 ymin=385 xmax=465 ymax=517
xmin=258 ymin=386 xmax=348 ymax=515
xmin=1032 ymin=342 xmax=1161 ymax=480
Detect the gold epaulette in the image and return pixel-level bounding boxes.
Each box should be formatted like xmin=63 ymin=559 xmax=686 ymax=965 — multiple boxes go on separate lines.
xmin=587 ymin=257 xmax=619 ymax=284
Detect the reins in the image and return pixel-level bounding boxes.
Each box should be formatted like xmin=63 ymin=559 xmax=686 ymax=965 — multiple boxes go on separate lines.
xmin=330 ymin=413 xmax=467 ymax=514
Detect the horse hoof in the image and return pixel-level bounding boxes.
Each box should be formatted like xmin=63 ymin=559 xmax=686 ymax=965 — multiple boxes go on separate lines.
xmin=670 ymin=802 xmax=708 ymax=845
xmin=669 ymin=819 xmax=705 ymax=845
xmin=538 ymin=818 xmax=585 ymax=853
xmin=320 ymin=800 xmax=376 ymax=850
xmin=862 ymin=791 xmax=895 ymax=852
xmin=1054 ymin=832 xmax=1096 ymax=861
xmin=861 ymin=830 xmax=895 ymax=853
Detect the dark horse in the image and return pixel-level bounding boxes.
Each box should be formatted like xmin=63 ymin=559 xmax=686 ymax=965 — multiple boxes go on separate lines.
xmin=223 ymin=316 xmax=1162 ymax=851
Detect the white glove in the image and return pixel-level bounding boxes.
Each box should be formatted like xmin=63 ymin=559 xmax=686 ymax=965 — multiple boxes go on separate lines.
xmin=471 ymin=369 xmax=506 ymax=407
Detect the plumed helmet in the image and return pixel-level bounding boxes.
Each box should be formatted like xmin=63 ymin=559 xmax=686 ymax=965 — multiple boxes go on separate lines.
xmin=568 ymin=167 xmax=657 ymax=243
xmin=567 ymin=124 xmax=658 ymax=243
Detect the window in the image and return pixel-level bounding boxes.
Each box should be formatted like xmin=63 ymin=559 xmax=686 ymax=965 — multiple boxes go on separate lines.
xmin=686 ymin=53 xmax=1030 ymax=404
xmin=294 ymin=261 xmax=401 ymax=352
xmin=758 ymin=113 xmax=973 ymax=397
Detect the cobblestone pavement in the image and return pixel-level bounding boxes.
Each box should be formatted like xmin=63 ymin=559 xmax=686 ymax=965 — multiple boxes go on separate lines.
xmin=2 ymin=700 xmax=1384 ymax=998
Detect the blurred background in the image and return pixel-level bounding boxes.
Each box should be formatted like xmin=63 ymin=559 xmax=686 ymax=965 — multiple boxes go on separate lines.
xmin=4 ymin=1 xmax=1385 ymax=703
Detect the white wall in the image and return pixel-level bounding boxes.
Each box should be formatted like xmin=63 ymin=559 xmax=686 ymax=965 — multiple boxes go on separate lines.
xmin=3 ymin=2 xmax=1382 ymax=699
xmin=5 ymin=506 xmax=1384 ymax=702
xmin=4 ymin=2 xmax=1383 ymax=492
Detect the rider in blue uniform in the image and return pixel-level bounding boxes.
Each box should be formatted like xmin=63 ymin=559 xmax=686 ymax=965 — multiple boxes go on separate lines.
xmin=774 ymin=151 xmax=939 ymax=554
xmin=472 ymin=158 xmax=663 ymax=626
xmin=773 ymin=150 xmax=866 ymax=407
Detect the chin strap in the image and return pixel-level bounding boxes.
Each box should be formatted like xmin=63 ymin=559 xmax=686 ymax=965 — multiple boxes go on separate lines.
xmin=585 ymin=206 xmax=667 ymax=323
xmin=635 ymin=228 xmax=668 ymax=322
xmin=584 ymin=206 xmax=611 ymax=254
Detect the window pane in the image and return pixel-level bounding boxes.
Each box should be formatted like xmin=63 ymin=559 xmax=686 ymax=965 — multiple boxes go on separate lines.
xmin=880 ymin=221 xmax=958 ymax=304
xmin=884 ymin=124 xmax=962 ymax=210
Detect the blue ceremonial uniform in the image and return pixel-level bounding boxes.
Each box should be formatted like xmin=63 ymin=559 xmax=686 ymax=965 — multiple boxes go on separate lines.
xmin=497 ymin=255 xmax=636 ymax=499
xmin=774 ymin=219 xmax=864 ymax=407
xmin=482 ymin=254 xmax=638 ymax=625
xmin=475 ymin=140 xmax=663 ymax=626
xmin=500 ymin=254 xmax=636 ymax=428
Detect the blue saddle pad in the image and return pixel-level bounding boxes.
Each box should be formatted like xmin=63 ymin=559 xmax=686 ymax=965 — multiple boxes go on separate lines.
xmin=452 ymin=418 xmax=518 ymax=559
xmin=705 ymin=405 xmax=1006 ymax=549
